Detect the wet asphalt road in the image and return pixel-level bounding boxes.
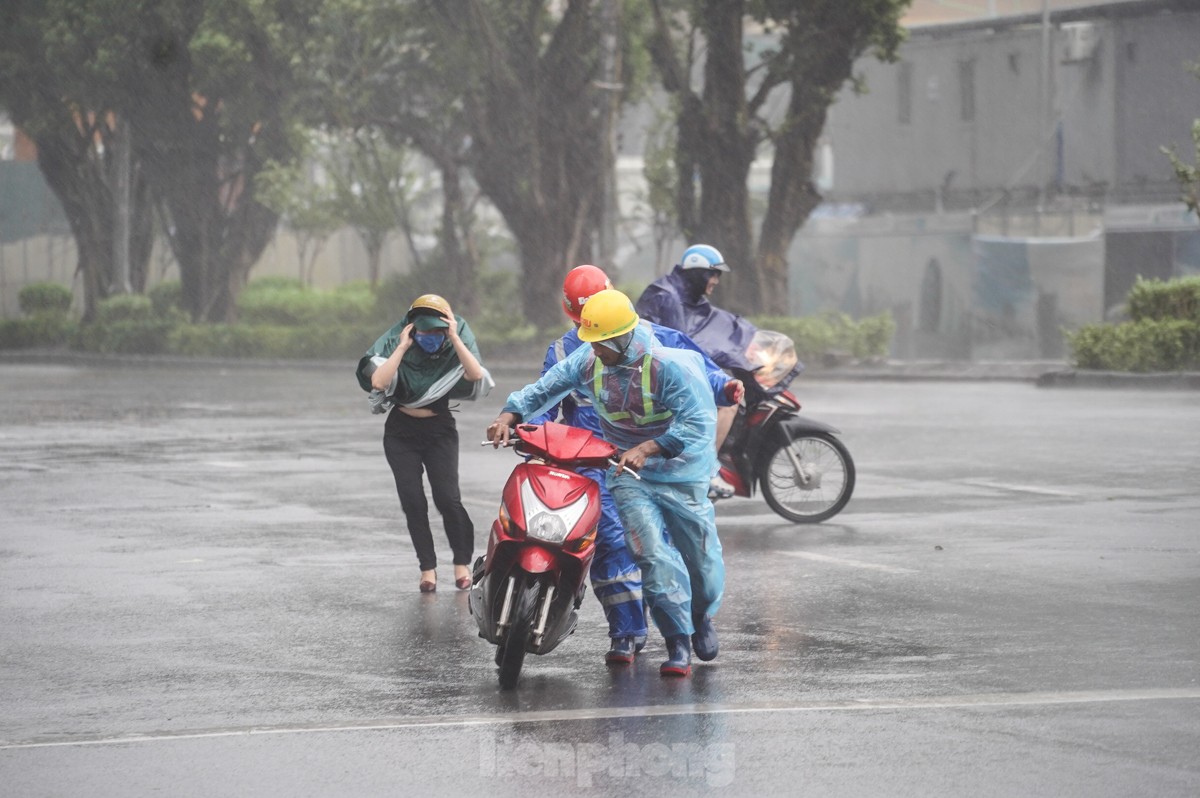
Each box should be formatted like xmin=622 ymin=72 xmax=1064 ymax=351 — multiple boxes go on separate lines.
xmin=1 ymin=361 xmax=1198 ymax=797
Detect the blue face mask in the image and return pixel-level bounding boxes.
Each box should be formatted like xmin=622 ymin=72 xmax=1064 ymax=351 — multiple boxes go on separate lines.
xmin=413 ymin=331 xmax=445 ymax=353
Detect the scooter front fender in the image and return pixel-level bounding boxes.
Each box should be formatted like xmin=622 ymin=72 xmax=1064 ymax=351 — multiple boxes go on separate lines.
xmin=773 ymin=413 xmax=842 ymax=440
xmin=517 ymin=545 xmax=557 ymax=574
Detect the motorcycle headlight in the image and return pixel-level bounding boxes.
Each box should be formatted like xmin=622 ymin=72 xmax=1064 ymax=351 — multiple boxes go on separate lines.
xmin=527 ymin=512 xmax=569 ymax=543
xmin=520 ymin=480 xmax=588 ymax=544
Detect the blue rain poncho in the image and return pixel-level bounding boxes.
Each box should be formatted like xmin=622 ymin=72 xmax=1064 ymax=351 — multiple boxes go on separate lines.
xmin=635 ymin=266 xmax=759 ymax=372
xmin=504 ymin=321 xmax=725 ymax=637
xmin=527 ymin=320 xmax=736 ymax=431
xmin=502 ymin=321 xmax=718 ymax=486
xmin=522 ymin=320 xmax=733 ymax=641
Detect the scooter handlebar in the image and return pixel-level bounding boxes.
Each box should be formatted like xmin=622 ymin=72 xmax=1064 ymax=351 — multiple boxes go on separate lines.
xmin=481 ymin=440 xmax=640 ymax=479
xmin=609 ymin=458 xmax=643 ymax=480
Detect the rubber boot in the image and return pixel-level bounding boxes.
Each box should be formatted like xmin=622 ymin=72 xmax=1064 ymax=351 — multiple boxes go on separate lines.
xmin=660 ymin=634 xmax=692 ymax=677
xmin=692 ymin=614 xmax=719 ymax=662
xmin=605 ymin=636 xmax=638 ymax=665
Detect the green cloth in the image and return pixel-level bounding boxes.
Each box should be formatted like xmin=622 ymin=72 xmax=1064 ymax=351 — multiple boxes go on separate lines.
xmin=355 ymin=313 xmax=488 ymax=406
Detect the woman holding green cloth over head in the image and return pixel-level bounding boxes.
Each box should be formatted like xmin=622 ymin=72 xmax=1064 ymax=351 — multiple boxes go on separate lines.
xmin=356 ymin=294 xmax=493 ymax=593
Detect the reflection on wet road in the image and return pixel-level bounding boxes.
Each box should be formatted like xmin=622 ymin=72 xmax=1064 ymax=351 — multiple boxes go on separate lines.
xmin=2 ymin=363 xmax=1198 ymax=796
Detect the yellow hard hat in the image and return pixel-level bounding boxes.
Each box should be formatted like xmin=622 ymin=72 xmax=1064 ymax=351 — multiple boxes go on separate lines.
xmin=577 ymin=289 xmax=639 ymax=343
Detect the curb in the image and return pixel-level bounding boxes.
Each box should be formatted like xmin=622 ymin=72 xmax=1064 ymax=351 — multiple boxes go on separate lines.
xmin=1036 ymin=369 xmax=1200 ymax=389
xmin=3 ymin=350 xmax=1197 ymax=388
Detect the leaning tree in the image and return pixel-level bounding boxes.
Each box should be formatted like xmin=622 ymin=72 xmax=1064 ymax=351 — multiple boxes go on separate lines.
xmin=648 ymin=0 xmax=909 ymax=314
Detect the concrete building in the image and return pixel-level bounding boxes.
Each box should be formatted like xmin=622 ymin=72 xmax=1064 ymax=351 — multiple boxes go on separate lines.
xmin=795 ymin=0 xmax=1200 ymax=358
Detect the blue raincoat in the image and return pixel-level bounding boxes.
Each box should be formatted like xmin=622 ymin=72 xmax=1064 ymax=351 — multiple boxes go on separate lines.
xmin=526 ymin=322 xmax=734 ymax=640
xmin=503 ymin=322 xmax=725 ymax=639
xmin=635 ymin=266 xmax=759 ymax=373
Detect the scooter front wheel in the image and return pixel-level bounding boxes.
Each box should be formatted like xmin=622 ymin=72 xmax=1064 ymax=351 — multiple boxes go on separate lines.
xmin=497 ymin=577 xmax=541 ymax=689
xmin=760 ymin=433 xmax=855 ymax=523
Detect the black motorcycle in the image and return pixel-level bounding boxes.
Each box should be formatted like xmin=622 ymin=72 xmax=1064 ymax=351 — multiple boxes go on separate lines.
xmin=716 ymin=331 xmax=856 ymax=523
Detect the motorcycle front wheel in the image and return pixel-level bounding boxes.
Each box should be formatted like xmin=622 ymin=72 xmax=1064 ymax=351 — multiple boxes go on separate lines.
xmin=760 ymin=433 xmax=856 ymax=524
xmin=497 ymin=577 xmax=541 ymax=689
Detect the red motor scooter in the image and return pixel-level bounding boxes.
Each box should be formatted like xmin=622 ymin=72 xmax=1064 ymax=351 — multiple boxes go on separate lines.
xmin=470 ymin=421 xmax=630 ymax=689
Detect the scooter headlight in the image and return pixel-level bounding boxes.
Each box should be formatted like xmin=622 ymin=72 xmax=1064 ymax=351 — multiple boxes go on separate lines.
xmin=527 ymin=512 xmax=569 ymax=543
xmin=520 ymin=480 xmax=587 ymax=544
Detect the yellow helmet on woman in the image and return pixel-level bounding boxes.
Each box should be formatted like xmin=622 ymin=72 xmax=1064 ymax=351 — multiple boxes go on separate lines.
xmin=577 ymin=289 xmax=639 ymax=343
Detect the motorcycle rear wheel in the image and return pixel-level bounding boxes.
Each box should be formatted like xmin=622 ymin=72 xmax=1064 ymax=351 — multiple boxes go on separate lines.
xmin=497 ymin=578 xmax=541 ymax=689
xmin=760 ymin=433 xmax=855 ymax=523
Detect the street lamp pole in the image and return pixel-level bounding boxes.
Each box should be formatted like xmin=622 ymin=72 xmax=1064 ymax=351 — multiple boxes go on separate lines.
xmin=1038 ymin=0 xmax=1053 ymax=212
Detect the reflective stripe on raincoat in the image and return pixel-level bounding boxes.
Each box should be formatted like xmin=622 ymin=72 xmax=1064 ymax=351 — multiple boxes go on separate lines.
xmin=502 ymin=321 xmax=717 ymax=486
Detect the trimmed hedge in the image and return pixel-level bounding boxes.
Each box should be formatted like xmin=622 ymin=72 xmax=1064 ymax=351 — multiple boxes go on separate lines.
xmin=0 ymin=313 xmax=77 ymax=349
xmin=1068 ymin=319 xmax=1200 ymax=372
xmin=237 ymin=281 xmax=376 ymax=326
xmin=147 ymin=280 xmax=185 ymax=318
xmin=19 ymin=282 xmax=73 ymax=314
xmin=1 ymin=274 xmax=897 ymax=365
xmin=750 ymin=311 xmax=895 ymax=364
xmin=1069 ymin=276 xmax=1200 ymax=371
xmin=1126 ymin=275 xmax=1200 ymax=323
xmin=169 ymin=322 xmax=382 ymax=359
xmin=1 ymin=282 xmax=76 ymax=348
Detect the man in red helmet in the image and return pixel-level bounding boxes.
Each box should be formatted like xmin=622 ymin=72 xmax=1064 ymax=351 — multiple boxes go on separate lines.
xmin=523 ymin=265 xmax=741 ymax=665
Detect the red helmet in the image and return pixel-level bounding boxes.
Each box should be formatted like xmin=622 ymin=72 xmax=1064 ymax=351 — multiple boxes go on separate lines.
xmin=561 ymin=265 xmax=612 ymax=322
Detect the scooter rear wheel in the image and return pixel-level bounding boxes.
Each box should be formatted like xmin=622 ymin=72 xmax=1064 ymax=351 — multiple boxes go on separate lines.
xmin=497 ymin=578 xmax=541 ymax=689
xmin=760 ymin=432 xmax=855 ymax=523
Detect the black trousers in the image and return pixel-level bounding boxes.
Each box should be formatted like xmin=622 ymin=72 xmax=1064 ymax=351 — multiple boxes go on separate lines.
xmin=383 ymin=422 xmax=475 ymax=572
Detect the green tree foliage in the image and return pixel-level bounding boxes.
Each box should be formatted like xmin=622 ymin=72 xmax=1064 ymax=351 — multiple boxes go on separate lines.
xmin=312 ymin=0 xmax=651 ymax=329
xmin=323 ymin=129 xmax=417 ymax=289
xmin=0 ymin=0 xmax=323 ymax=323
xmin=307 ymin=0 xmax=488 ymax=314
xmin=1161 ymin=62 xmax=1200 ymax=217
xmin=256 ymin=147 xmax=341 ymax=287
xmin=647 ymin=0 xmax=910 ymax=314
xmin=120 ymin=0 xmax=323 ymax=322
xmin=0 ymin=0 xmax=156 ymax=321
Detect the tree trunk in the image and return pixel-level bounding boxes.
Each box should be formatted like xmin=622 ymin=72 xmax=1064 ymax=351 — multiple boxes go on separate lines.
xmin=651 ymin=0 xmax=908 ymax=320
xmin=32 ymin=120 xmax=153 ymax=322
xmin=365 ymin=232 xmax=384 ymax=289
xmin=695 ymin=0 xmax=757 ymax=315
xmin=436 ymin=0 xmax=604 ymax=330
xmin=438 ymin=160 xmax=479 ymax=315
xmin=755 ymin=89 xmax=826 ymax=315
xmin=126 ymin=23 xmax=283 ymax=323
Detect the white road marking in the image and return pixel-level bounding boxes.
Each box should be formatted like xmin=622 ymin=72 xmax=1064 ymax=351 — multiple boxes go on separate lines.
xmin=2 ymin=688 xmax=1197 ymax=751
xmin=716 ymin=512 xmax=809 ymax=525
xmin=957 ymin=479 xmax=1077 ymax=497
xmin=781 ymin=550 xmax=916 ymax=574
